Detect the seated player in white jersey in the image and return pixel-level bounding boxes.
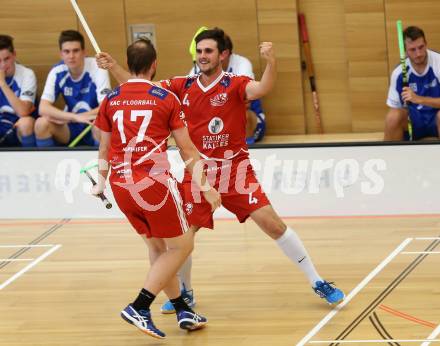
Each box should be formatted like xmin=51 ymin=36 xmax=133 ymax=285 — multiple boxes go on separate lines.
xmin=384 ymin=26 xmax=440 ymax=140
xmin=0 ymin=35 xmax=37 ymax=147
xmin=93 ymin=38 xmax=220 ymax=338
xmin=35 ymin=30 xmax=111 ymax=147
xmin=189 ymin=30 xmax=266 ymax=145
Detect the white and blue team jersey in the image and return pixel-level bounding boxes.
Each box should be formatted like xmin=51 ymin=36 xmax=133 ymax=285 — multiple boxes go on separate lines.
xmin=387 ymin=49 xmax=440 ymax=111
xmin=0 ymin=63 xmax=37 ymax=124
xmin=387 ymin=49 xmax=440 ymax=139
xmin=41 ymin=57 xmax=110 ymax=114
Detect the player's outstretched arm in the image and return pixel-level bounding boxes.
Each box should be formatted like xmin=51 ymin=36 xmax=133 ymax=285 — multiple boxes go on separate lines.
xmin=245 ymin=42 xmax=277 ymax=101
xmin=172 ymin=126 xmax=221 ymax=212
xmin=96 ymin=52 xmax=131 ymax=84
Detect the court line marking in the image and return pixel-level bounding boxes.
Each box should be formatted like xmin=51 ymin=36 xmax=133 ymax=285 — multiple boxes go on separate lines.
xmin=329 ymin=235 xmax=439 ymax=345
xmin=0 ymin=259 xmax=34 ymax=262
xmin=378 ymin=304 xmax=437 ymax=329
xmin=368 ymin=312 xmax=397 ymax=344
xmin=416 ymin=238 xmax=440 ymax=240
xmin=0 ymin=244 xmax=61 ymax=291
xmin=0 ymin=219 xmax=68 ymax=271
xmin=0 ymin=244 xmax=54 ymax=248
xmin=0 ymin=213 xmax=439 ymax=227
xmin=309 ymin=339 xmax=440 ymax=344
xmin=401 ymin=251 xmax=440 ymax=254
xmin=422 ymin=325 xmax=440 ymax=346
xmin=296 ymin=238 xmax=413 ymax=346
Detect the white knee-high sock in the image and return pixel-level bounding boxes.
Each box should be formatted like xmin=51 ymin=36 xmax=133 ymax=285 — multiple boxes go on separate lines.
xmin=275 ymin=227 xmax=322 ymax=286
xmin=177 ymin=255 xmax=193 ymax=291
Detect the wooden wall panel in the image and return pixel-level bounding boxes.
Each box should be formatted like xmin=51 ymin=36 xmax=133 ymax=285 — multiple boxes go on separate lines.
xmin=124 ymin=0 xmax=260 ymax=80
xmin=5 ymin=0 xmax=439 ymax=136
xmin=298 ymin=0 xmax=352 ymax=133
xmin=344 ymin=0 xmax=389 ymax=132
xmin=77 ymin=0 xmax=127 ymax=87
xmin=257 ymin=0 xmax=305 ymax=135
xmin=0 ymin=0 xmax=77 ymax=95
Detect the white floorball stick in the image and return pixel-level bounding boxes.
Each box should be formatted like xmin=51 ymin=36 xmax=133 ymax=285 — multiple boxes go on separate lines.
xmin=68 ymin=0 xmax=100 ymax=147
xmin=69 ymin=0 xmax=101 ymax=54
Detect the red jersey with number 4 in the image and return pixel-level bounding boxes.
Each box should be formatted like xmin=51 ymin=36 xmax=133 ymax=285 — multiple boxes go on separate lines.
xmin=160 ymin=72 xmax=252 ymax=160
xmin=95 ymin=79 xmax=186 ymax=180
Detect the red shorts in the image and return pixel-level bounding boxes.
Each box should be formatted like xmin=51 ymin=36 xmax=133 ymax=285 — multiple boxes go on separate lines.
xmin=179 ymin=156 xmax=270 ymax=229
xmin=110 ymin=174 xmax=189 ymax=238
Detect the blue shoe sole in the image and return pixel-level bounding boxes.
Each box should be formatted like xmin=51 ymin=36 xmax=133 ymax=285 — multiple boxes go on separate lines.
xmin=161 ymin=306 xmax=176 ymax=314
xmin=161 ymin=302 xmax=196 ymax=314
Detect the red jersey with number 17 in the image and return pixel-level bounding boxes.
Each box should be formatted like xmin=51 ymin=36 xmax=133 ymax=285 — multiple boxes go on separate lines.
xmin=160 ymin=71 xmax=252 ymax=160
xmin=94 ymin=79 xmax=186 ymax=180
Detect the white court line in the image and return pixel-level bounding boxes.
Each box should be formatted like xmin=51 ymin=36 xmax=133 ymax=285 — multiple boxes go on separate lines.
xmin=0 ymin=259 xmax=34 ymax=262
xmin=0 ymin=244 xmax=54 ymax=248
xmin=415 ymin=238 xmax=440 ymax=240
xmin=296 ymin=238 xmax=413 ymax=346
xmin=421 ymin=325 xmax=440 ymax=346
xmin=0 ymin=245 xmax=61 ymax=290
xmin=310 ymin=339 xmax=440 ymax=344
xmin=401 ymin=252 xmax=440 ymax=254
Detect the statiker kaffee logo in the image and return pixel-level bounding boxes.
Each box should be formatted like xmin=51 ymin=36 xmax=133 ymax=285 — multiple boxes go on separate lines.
xmin=208 ymin=117 xmax=224 ymax=135
xmin=210 ymin=93 xmax=228 ymax=106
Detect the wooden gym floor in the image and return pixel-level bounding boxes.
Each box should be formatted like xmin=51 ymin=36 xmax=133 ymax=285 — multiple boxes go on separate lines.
xmin=0 ymin=216 xmax=439 ymax=345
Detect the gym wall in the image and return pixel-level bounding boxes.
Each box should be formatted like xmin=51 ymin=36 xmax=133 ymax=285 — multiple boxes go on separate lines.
xmin=1 ymin=0 xmax=439 ymax=136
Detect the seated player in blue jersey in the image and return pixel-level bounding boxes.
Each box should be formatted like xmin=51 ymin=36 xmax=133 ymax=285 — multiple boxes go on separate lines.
xmin=0 ymin=35 xmax=37 ymax=147
xmin=384 ymin=26 xmax=440 ymax=141
xmin=35 ymin=30 xmax=111 ymax=147
xmin=189 ymin=30 xmax=266 ymax=145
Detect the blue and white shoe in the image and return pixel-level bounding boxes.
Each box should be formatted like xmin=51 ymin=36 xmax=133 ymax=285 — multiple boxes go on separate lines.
xmin=246 ymin=136 xmax=256 ymax=145
xmin=177 ymin=310 xmax=208 ymax=330
xmin=120 ymin=304 xmax=166 ymax=339
xmin=313 ymin=281 xmax=345 ymax=305
xmin=161 ymin=288 xmax=196 ymax=314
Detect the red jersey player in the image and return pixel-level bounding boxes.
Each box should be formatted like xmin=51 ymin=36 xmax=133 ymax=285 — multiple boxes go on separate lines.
xmin=96 ymin=28 xmax=344 ymax=314
xmin=92 ymin=38 xmax=220 ymax=339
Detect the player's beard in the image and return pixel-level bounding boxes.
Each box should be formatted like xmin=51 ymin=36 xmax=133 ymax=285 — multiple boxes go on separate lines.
xmin=411 ymin=53 xmax=428 ymax=69
xmin=199 ymin=60 xmax=222 ymax=77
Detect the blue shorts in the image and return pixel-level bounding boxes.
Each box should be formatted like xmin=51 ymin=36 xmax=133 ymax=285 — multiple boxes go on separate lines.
xmin=253 ymin=112 xmax=266 ymax=142
xmin=407 ymin=108 xmax=439 ymax=140
xmin=67 ymin=123 xmax=96 ymax=146
xmin=0 ymin=119 xmax=20 ymax=146
xmin=246 ymin=100 xmax=266 ymax=144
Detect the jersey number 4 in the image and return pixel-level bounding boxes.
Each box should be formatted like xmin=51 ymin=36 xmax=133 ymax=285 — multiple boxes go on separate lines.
xmin=112 ymin=109 xmax=152 ymax=144
xmin=183 ymin=94 xmax=190 ymax=106
xmin=249 ymin=192 xmax=258 ymax=205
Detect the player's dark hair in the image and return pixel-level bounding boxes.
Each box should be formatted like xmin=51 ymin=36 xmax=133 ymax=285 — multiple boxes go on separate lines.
xmin=224 ymin=32 xmax=233 ymax=52
xmin=195 ymin=28 xmax=227 ymax=53
xmin=59 ymin=30 xmax=85 ymax=50
xmin=127 ymin=38 xmax=157 ymax=75
xmin=0 ymin=35 xmax=14 ymax=53
xmin=403 ymin=26 xmax=426 ymax=43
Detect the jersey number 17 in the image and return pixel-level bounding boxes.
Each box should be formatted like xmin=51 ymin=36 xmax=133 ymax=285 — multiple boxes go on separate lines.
xmin=112 ymin=109 xmax=152 ymax=144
